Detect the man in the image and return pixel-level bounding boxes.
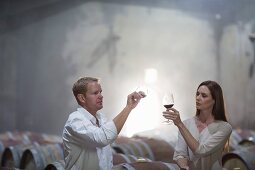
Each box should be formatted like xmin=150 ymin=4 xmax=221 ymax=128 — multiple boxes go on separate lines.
xmin=62 ymin=77 xmax=145 ymax=170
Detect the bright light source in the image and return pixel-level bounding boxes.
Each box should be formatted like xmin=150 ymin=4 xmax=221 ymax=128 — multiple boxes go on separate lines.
xmin=125 ymin=88 xmax=161 ymax=137
xmin=145 ymin=68 xmax=158 ymax=84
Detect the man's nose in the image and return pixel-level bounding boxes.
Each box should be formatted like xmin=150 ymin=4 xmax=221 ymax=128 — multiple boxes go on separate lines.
xmin=99 ymin=93 xmax=103 ymax=98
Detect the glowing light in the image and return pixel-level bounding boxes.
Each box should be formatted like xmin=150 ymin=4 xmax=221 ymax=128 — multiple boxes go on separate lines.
xmin=122 ymin=68 xmax=160 ymax=137
xmin=145 ymin=68 xmax=158 ymax=84
xmin=125 ymin=88 xmax=161 ymax=137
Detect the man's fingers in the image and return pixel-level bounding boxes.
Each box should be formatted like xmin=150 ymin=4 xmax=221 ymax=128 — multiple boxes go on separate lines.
xmin=138 ymin=91 xmax=146 ymax=98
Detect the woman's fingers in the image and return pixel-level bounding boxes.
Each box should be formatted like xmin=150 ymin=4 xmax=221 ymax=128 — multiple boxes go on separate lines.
xmin=163 ymin=111 xmax=178 ymax=120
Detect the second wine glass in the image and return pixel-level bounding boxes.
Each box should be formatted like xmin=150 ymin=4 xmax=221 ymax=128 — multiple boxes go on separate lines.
xmin=136 ymin=85 xmax=148 ymax=97
xmin=162 ymin=92 xmax=174 ymax=125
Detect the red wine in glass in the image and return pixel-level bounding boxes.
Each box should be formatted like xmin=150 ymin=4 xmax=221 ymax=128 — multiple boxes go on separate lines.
xmin=164 ymin=104 xmax=174 ymax=109
xmin=162 ymin=92 xmax=174 ymax=124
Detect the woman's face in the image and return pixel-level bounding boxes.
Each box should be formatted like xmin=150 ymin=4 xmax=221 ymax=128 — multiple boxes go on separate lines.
xmin=196 ymin=85 xmax=215 ymax=111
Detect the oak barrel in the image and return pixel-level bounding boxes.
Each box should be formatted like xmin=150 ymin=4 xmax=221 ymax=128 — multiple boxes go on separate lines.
xmin=113 ymin=153 xmax=152 ymax=165
xmin=44 ymin=160 xmax=65 ymax=170
xmin=19 ymin=143 xmax=64 ymax=170
xmin=222 ymin=145 xmax=255 ymax=170
xmin=230 ymin=129 xmax=255 ymax=150
xmin=112 ymin=136 xmax=174 ymax=162
xmin=44 ymin=153 xmax=151 ymax=170
xmin=113 ymin=161 xmax=180 ymax=170
xmin=1 ymin=143 xmax=37 ymax=168
xmin=0 ymin=131 xmax=62 ymax=162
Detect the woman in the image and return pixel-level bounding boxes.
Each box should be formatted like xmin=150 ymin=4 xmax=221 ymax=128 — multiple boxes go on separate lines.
xmin=163 ymin=80 xmax=232 ymax=170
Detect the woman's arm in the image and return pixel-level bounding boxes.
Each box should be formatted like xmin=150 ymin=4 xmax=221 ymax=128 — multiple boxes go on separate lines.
xmin=163 ymin=108 xmax=232 ymax=156
xmin=176 ymin=121 xmax=199 ymax=152
xmin=173 ymin=126 xmax=191 ymax=170
xmin=163 ymin=108 xmax=199 ymax=152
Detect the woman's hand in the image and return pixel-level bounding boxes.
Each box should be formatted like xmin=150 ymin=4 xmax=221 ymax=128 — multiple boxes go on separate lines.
xmin=162 ymin=107 xmax=182 ymax=126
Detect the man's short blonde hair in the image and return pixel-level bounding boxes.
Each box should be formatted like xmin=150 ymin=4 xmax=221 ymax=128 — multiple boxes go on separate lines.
xmin=72 ymin=77 xmax=99 ymax=104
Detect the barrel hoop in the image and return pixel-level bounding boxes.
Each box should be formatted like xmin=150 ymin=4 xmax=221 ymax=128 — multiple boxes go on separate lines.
xmin=53 ymin=160 xmax=65 ymax=170
xmin=9 ymin=146 xmax=21 ymax=167
xmin=161 ymin=161 xmax=177 ymax=170
xmin=47 ymin=145 xmax=57 ymax=162
xmin=127 ymin=142 xmax=142 ymax=157
xmin=45 ymin=160 xmax=65 ymax=170
xmin=22 ymin=135 xmax=31 ymax=145
xmin=29 ymin=148 xmax=45 ymax=170
xmin=34 ymin=148 xmax=45 ymax=170
xmin=129 ymin=141 xmax=145 ymax=157
xmin=6 ymin=132 xmax=14 ymax=140
xmin=113 ymin=145 xmax=129 ymax=155
xmin=54 ymin=144 xmax=64 ymax=160
xmin=120 ymin=163 xmax=136 ymax=170
xmin=119 ymin=154 xmax=132 ymax=163
xmin=128 ymin=154 xmax=138 ymax=161
xmin=40 ymin=145 xmax=52 ymax=166
xmin=135 ymin=140 xmax=155 ymax=160
xmin=123 ymin=144 xmax=136 ymax=155
xmin=44 ymin=144 xmax=64 ymax=164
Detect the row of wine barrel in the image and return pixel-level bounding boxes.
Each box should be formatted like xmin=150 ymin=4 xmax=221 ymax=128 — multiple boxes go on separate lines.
xmin=44 ymin=159 xmax=180 ymax=170
xmin=0 ymin=131 xmax=63 ymax=170
xmin=1 ymin=128 xmax=255 ymax=170
xmin=0 ymin=131 xmax=62 ymax=159
xmin=0 ymin=131 xmax=176 ymax=170
xmin=111 ymin=129 xmax=255 ymax=170
xmin=43 ymin=145 xmax=255 ymax=170
xmin=1 ymin=143 xmax=64 ymax=169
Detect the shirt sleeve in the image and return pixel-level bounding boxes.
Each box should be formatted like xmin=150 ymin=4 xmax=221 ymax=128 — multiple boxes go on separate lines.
xmin=173 ymin=129 xmax=189 ymax=160
xmin=194 ymin=122 xmax=232 ymax=156
xmin=63 ymin=114 xmax=118 ymax=148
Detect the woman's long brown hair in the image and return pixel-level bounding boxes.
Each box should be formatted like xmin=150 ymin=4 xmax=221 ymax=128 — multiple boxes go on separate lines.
xmin=196 ymin=80 xmax=228 ymax=122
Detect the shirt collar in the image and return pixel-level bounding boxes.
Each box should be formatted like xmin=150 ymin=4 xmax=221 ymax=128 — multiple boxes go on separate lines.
xmin=77 ymin=107 xmax=100 ymax=125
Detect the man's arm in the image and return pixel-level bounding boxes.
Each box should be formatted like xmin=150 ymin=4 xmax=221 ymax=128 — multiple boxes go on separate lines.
xmin=113 ymin=91 xmax=145 ymax=134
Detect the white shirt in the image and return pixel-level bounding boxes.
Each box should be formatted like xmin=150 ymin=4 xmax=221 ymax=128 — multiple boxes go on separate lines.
xmin=62 ymin=107 xmax=118 ymax=170
xmin=173 ymin=116 xmax=232 ymax=170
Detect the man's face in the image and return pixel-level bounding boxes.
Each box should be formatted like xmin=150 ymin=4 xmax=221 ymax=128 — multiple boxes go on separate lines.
xmin=84 ymin=81 xmax=103 ymax=114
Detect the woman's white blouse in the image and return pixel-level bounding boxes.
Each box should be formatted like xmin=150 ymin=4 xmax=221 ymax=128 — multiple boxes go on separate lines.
xmin=173 ymin=116 xmax=232 ymax=170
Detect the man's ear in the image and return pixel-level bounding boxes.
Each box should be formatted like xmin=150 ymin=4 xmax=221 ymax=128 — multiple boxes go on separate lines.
xmin=77 ymin=94 xmax=86 ymax=103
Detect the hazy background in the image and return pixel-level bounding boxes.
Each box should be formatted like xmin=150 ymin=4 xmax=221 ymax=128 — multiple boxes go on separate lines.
xmin=1 ymin=0 xmax=255 ymax=139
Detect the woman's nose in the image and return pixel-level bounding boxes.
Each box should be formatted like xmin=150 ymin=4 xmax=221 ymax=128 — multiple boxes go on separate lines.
xmin=196 ymin=95 xmax=201 ymax=100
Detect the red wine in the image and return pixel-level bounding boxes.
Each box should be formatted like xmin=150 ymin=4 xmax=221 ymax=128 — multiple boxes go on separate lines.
xmin=164 ymin=104 xmax=174 ymax=109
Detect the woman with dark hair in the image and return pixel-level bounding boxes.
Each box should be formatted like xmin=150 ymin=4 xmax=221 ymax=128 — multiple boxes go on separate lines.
xmin=163 ymin=80 xmax=232 ymax=170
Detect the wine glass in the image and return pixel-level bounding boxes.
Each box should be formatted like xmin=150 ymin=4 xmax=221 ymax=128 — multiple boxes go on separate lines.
xmin=136 ymin=85 xmax=148 ymax=97
xmin=162 ymin=92 xmax=174 ymax=124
